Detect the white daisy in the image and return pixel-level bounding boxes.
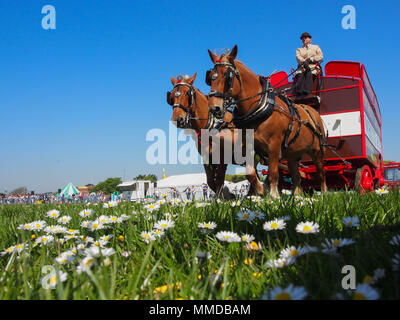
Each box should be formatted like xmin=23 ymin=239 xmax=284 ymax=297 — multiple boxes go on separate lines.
xmin=88 ymin=221 xmax=104 ymax=232
xmin=1 ymin=246 xmax=15 ymax=256
xmin=17 ymin=223 xmax=34 ymax=231
xmin=263 ymin=219 xmax=286 ymax=231
xmin=215 ymin=231 xmax=241 ymax=243
xmin=245 ymin=241 xmax=263 ymax=252
xmin=262 ymin=284 xmax=307 ymax=300
xmin=279 ymin=246 xmax=307 ymax=259
xmin=99 ymin=234 xmax=113 ymax=242
xmin=141 ymin=231 xmax=156 ymax=244
xmin=282 ymin=189 xmax=292 ymax=196
xmin=31 ymin=220 xmax=47 ymax=231
xmin=80 ymin=220 xmax=91 ymax=228
xmin=41 ymin=270 xmax=67 ymax=289
xmin=153 ymin=219 xmax=175 ymax=231
xmin=103 ymin=258 xmax=112 ymax=266
xmin=196 ymin=202 xmax=211 ymax=208
xmin=46 ymin=210 xmax=60 ymax=219
xmin=375 ymin=188 xmax=388 ymax=195
xmin=342 ymin=216 xmax=360 ymax=228
xmin=152 ymin=229 xmax=165 ymax=238
xmin=266 ymin=256 xmax=296 ymax=269
xmin=392 ymin=254 xmax=400 ymax=271
xmin=322 ymin=238 xmax=355 ymax=252
xmin=79 ymin=209 xmax=94 ymax=218
xmin=350 ymin=284 xmax=379 ymax=300
xmin=231 ymin=200 xmax=241 ymax=207
xmin=77 ymin=256 xmax=95 ymax=274
xmin=296 ymin=221 xmax=320 ymax=234
xmin=35 ymin=235 xmax=55 ymax=245
xmin=236 ymin=211 xmax=256 ymax=224
xmin=241 ymin=234 xmax=255 ymax=243
xmin=197 ymin=221 xmax=217 ymax=230
xmin=144 ymin=203 xmax=160 ymax=212
xmin=55 ymin=254 xmax=75 ymax=265
xmin=98 ymin=215 xmax=110 ymax=224
xmin=58 ymin=216 xmax=72 ymax=225
xmin=103 ymin=201 xmax=118 ymax=208
xmin=252 ymin=211 xmax=265 ymax=220
xmin=84 ymin=246 xmax=115 ymax=258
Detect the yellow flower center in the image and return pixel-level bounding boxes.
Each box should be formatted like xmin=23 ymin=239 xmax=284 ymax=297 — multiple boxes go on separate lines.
xmin=61 ymin=259 xmax=67 ymax=264
xmin=161 ymin=224 xmax=167 ymax=228
xmin=271 ymin=222 xmax=279 ymax=229
xmin=49 ymin=275 xmax=58 ymax=285
xmin=224 ymin=235 xmax=230 ymax=239
xmin=92 ymin=224 xmax=98 ymax=229
xmin=363 ymin=275 xmax=373 ymax=284
xmin=85 ymin=259 xmax=93 ymax=267
xmin=36 ymin=224 xmax=41 ymax=228
xmin=290 ymin=250 xmax=299 ymax=256
xmin=250 ymin=241 xmax=259 ymax=249
xmin=42 ymin=238 xmax=48 ymax=242
xmin=275 ymin=292 xmax=291 ymax=300
xmin=332 ymin=240 xmax=341 ymax=246
xmin=243 ymin=214 xmax=249 ymax=219
xmin=347 ymin=221 xmax=353 ymax=226
xmin=205 ymin=223 xmax=211 ymax=227
xmin=145 ymin=234 xmax=149 ymax=238
xmin=303 ymin=225 xmax=311 ymax=232
xmin=112 ymin=217 xmax=117 ymax=221
xmin=353 ymin=293 xmax=366 ymax=300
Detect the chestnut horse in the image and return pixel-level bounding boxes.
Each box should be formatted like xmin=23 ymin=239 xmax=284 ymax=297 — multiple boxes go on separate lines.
xmin=168 ymin=73 xmax=261 ymax=198
xmin=207 ymin=45 xmax=327 ymax=198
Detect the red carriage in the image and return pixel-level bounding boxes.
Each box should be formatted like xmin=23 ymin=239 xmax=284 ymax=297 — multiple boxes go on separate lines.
xmin=262 ymin=61 xmax=385 ymax=192
xmin=383 ymin=162 xmax=400 ymax=190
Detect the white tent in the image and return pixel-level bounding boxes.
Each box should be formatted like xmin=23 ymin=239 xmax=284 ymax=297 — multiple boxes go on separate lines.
xmin=155 ymin=173 xmax=231 ymax=201
xmin=60 ymin=182 xmax=79 ymax=197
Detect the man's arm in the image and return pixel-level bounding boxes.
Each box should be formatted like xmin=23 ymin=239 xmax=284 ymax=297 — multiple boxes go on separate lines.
xmin=296 ymin=48 xmax=305 ymax=65
xmin=311 ymin=45 xmax=324 ymax=63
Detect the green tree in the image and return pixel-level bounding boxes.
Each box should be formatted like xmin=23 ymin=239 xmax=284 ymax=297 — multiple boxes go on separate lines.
xmin=92 ymin=178 xmax=122 ymax=194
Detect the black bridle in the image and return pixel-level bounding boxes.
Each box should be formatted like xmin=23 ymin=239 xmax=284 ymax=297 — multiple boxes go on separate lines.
xmin=205 ymin=59 xmax=242 ymax=119
xmin=167 ymin=82 xmax=197 ymax=127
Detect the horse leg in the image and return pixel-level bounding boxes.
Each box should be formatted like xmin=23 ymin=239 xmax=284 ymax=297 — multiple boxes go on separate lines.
xmin=215 ymin=164 xmax=233 ymax=199
xmin=287 ymin=159 xmax=302 ymax=195
xmin=204 ymin=164 xmax=217 ymax=193
xmin=311 ymin=151 xmax=327 ymax=193
xmin=268 ymin=148 xmax=280 ymax=199
xmin=246 ymin=161 xmax=264 ymax=196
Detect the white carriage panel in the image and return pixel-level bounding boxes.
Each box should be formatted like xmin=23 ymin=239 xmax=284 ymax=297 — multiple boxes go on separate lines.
xmin=364 ymin=112 xmax=382 ymax=153
xmin=321 ymin=111 xmax=361 ymax=138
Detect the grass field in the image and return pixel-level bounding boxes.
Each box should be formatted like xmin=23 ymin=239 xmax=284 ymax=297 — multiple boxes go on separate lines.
xmin=0 ymin=190 xmax=399 ymax=300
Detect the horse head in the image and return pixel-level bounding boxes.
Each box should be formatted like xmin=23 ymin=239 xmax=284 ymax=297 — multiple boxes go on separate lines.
xmin=167 ymin=73 xmax=199 ymax=129
xmin=206 ymin=45 xmax=242 ymax=119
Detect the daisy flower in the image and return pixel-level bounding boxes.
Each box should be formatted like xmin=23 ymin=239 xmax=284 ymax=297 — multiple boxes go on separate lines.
xmin=392 ymin=254 xmax=400 ymax=271
xmin=103 ymin=258 xmax=112 ymax=266
xmin=152 ymin=229 xmax=165 ymax=238
xmin=14 ymin=243 xmax=27 ymax=254
xmin=76 ymin=236 xmax=94 ymax=244
xmin=389 ymin=235 xmax=400 ymax=246
xmin=32 ymin=220 xmax=47 ymax=231
xmin=266 ymin=256 xmax=296 ymax=269
xmin=58 ymin=216 xmax=72 ymax=225
xmin=35 ymin=235 xmax=55 ymax=245
xmin=263 ymin=219 xmax=286 ymax=231
xmin=55 ymin=254 xmax=75 ymax=265
xmin=41 ymin=270 xmax=67 ymax=289
xmin=252 ymin=211 xmax=265 ymax=220
xmin=196 ymin=202 xmax=210 ymax=208
xmin=236 ymin=211 xmax=256 ymax=224
xmin=84 ymin=246 xmax=115 ymax=258
xmin=245 ymin=241 xmax=263 ymax=252
xmin=141 ymin=231 xmax=156 ymax=244
xmin=375 ymin=188 xmax=388 ymax=195
xmin=103 ymin=201 xmax=118 ymax=208
xmin=342 ymin=216 xmax=360 ymax=228
xmin=80 ymin=220 xmax=91 ymax=228
xmin=17 ymin=223 xmax=34 ymax=231
xmin=119 ymin=214 xmax=130 ymax=221
xmin=296 ymin=221 xmax=320 ymax=234
xmin=241 ymin=234 xmax=255 ymax=243
xmin=197 ymin=221 xmax=217 ymax=230
xmin=231 ymin=200 xmax=241 ymax=207
xmin=282 ymin=189 xmax=292 ymax=196
xmin=77 ymin=256 xmax=95 ymax=274
xmin=99 ymin=235 xmax=113 ymax=242
xmin=153 ymin=219 xmax=175 ymax=231
xmin=79 ymin=209 xmax=94 ymax=218
xmin=144 ymin=203 xmax=160 ymax=212
xmin=66 ymin=229 xmax=79 ymax=236
xmin=262 ymin=284 xmax=307 ymax=300
xmin=279 ymin=246 xmax=308 ymax=259
xmin=88 ymin=221 xmax=104 ymax=232
xmin=98 ymin=215 xmax=110 ymax=224
xmin=1 ymin=246 xmax=15 ymax=256
xmin=46 ymin=210 xmax=60 ymax=219
xmin=215 ymin=231 xmax=241 ymax=243
xmin=108 ymin=216 xmax=122 ymax=224
xmin=322 ymin=238 xmax=355 ymax=248
xmin=350 ymin=284 xmax=379 ymax=300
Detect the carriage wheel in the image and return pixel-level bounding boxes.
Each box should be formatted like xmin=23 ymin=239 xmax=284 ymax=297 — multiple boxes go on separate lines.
xmin=355 ymin=165 xmax=374 ymax=193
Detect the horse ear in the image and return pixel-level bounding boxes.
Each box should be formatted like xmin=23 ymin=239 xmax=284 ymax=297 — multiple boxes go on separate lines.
xmin=208 ymin=49 xmax=217 ymax=64
xmin=171 ymin=76 xmax=176 ymax=85
xmin=228 ymin=45 xmax=238 ymax=62
xmin=187 ymin=72 xmax=197 ymax=85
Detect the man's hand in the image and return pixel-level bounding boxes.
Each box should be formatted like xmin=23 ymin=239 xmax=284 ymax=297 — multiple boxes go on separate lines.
xmin=303 ymin=58 xmax=312 ymax=67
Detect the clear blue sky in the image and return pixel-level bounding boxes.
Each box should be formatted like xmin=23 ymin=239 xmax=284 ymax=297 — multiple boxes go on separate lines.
xmin=1 ymin=0 xmax=399 ymax=193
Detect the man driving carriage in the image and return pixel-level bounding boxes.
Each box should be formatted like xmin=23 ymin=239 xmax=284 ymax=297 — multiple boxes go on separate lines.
xmin=293 ymin=32 xmax=324 ymax=101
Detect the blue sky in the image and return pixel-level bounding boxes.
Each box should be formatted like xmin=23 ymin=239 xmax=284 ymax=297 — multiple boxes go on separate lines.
xmin=1 ymin=0 xmax=399 ymax=193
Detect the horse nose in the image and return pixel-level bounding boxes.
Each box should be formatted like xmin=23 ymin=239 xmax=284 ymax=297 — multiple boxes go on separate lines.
xmin=210 ymin=106 xmax=223 ymax=118
xmin=177 ymin=116 xmax=185 ymax=128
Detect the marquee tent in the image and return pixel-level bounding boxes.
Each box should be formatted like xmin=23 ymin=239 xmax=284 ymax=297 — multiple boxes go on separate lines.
xmin=60 ymin=182 xmax=79 ymax=197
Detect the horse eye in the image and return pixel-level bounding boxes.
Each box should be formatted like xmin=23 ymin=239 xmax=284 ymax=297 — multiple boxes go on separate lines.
xmin=175 ymin=91 xmax=181 ymax=97
xmin=212 ymin=73 xmax=218 ymax=80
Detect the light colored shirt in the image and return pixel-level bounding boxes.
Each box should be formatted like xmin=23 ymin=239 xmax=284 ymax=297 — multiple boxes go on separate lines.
xmin=296 ymin=44 xmax=324 ymax=75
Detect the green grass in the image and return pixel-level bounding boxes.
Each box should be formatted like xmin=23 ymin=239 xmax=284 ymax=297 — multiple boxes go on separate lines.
xmin=0 ymin=191 xmax=399 ymax=300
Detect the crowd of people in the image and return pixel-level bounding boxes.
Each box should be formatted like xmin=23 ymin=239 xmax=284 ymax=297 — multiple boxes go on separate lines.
xmin=0 ymin=192 xmax=113 ymax=205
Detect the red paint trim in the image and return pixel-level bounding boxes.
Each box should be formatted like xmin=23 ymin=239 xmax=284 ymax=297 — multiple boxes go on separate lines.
xmin=320 ymin=109 xmax=361 ymax=116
